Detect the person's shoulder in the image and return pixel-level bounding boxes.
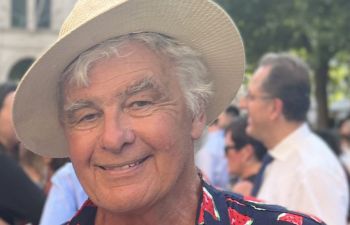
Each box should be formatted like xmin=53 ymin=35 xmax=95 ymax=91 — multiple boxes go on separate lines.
xmin=223 ymin=192 xmax=326 ymax=225
xmin=51 ymin=162 xmax=77 ymax=185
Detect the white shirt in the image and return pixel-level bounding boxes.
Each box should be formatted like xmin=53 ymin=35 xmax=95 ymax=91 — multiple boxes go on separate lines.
xmin=40 ymin=163 xmax=87 ymax=225
xmin=195 ymin=129 xmax=229 ymax=190
xmin=258 ymin=123 xmax=348 ymax=225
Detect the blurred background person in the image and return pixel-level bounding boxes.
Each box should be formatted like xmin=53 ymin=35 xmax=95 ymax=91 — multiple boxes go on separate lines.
xmin=0 ymin=82 xmax=45 ymax=225
xmin=224 ymin=116 xmax=267 ymax=196
xmin=42 ymin=157 xmax=70 ymax=194
xmin=0 ymin=82 xmax=19 ymax=160
xmin=18 ymin=146 xmax=47 ymax=188
xmin=39 ymin=162 xmax=87 ymax=225
xmin=0 ymin=219 xmax=9 ymax=225
xmin=339 ymin=115 xmax=350 ymax=174
xmin=195 ymin=105 xmax=239 ymax=190
xmin=240 ymin=52 xmax=348 ymax=225
xmin=315 ymin=129 xmax=350 ymax=223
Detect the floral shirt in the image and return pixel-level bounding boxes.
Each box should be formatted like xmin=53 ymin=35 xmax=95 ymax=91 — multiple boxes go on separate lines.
xmin=65 ymin=180 xmax=326 ymax=225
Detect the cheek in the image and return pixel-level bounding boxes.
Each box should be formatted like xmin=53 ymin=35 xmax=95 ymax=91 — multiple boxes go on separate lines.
xmin=66 ymin=130 xmax=96 ymax=165
xmin=227 ymin=153 xmax=237 ymax=166
xmin=136 ymin=110 xmax=191 ymax=147
xmin=133 ymin=115 xmax=193 ymax=173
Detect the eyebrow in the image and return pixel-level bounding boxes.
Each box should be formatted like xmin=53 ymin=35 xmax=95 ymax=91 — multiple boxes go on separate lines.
xmin=123 ymin=76 xmax=162 ymax=97
xmin=63 ymin=76 xmax=163 ymax=113
xmin=63 ymin=100 xmax=96 ymax=117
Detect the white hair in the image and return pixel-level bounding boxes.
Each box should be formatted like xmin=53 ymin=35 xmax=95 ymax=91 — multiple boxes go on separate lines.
xmin=60 ymin=32 xmax=212 ymax=118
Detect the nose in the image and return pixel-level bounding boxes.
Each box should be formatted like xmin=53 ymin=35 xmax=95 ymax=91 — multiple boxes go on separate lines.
xmin=100 ymin=110 xmax=135 ymax=153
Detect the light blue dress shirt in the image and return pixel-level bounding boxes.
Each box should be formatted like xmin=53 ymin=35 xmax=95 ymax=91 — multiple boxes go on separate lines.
xmin=195 ymin=129 xmax=229 ymax=190
xmin=39 ymin=162 xmax=87 ymax=225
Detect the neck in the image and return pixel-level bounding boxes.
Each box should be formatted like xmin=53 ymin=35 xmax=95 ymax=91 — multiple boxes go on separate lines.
xmin=95 ymin=165 xmax=201 ymax=225
xmin=241 ymin=161 xmax=261 ymax=180
xmin=263 ymin=121 xmax=304 ymax=149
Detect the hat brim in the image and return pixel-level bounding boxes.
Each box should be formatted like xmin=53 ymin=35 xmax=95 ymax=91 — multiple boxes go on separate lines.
xmin=13 ymin=0 xmax=245 ymax=157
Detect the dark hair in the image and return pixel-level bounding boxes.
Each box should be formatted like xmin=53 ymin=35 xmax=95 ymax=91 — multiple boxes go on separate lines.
xmin=225 ymin=105 xmax=240 ymax=118
xmin=0 ymin=82 xmax=17 ymax=109
xmin=315 ymin=129 xmax=342 ymax=157
xmin=225 ymin=116 xmax=267 ymax=161
xmin=49 ymin=158 xmax=70 ymax=172
xmin=259 ymin=53 xmax=310 ymax=122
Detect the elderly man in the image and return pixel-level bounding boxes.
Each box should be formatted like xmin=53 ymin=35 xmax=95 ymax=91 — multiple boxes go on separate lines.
xmin=13 ymin=0 xmax=327 ymax=224
xmin=240 ymin=53 xmax=348 ymax=225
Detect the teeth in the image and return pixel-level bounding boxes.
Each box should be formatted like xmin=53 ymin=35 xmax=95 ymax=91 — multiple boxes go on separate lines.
xmin=100 ymin=158 xmax=145 ymax=171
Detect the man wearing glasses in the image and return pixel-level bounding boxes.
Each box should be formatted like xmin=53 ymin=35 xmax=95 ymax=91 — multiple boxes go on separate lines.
xmin=240 ymin=53 xmax=348 ymax=225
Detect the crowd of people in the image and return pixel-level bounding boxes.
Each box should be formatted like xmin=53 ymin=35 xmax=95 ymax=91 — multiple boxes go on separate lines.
xmin=196 ymin=53 xmax=350 ymax=225
xmin=0 ymin=0 xmax=348 ymax=225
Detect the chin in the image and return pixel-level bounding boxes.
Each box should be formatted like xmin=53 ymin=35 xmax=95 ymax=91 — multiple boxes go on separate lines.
xmin=92 ymin=178 xmax=166 ymax=214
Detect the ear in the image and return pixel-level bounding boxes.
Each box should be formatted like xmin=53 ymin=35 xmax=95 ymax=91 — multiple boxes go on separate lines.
xmin=191 ymin=111 xmax=207 ymax=140
xmin=270 ymin=98 xmax=283 ymax=120
xmin=241 ymin=144 xmax=254 ymax=161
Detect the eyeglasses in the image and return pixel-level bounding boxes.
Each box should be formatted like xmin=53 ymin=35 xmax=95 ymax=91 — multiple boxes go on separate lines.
xmin=224 ymin=145 xmax=236 ymax=153
xmin=224 ymin=144 xmax=246 ymax=154
xmin=243 ymin=92 xmax=273 ymax=102
xmin=340 ymin=134 xmax=350 ymax=141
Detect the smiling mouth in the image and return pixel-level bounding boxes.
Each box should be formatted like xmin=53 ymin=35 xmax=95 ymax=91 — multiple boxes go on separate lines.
xmin=97 ymin=155 xmax=151 ymax=171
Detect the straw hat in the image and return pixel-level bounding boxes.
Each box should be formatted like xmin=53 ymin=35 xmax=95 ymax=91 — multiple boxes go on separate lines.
xmin=13 ymin=0 xmax=245 ymax=157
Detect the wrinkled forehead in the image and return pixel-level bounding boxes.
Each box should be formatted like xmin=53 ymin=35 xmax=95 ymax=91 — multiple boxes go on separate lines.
xmin=58 ymin=41 xmax=174 ymax=111
xmin=69 ymin=41 xmax=167 ymax=81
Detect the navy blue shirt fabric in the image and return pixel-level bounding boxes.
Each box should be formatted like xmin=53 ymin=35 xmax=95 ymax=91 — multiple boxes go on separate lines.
xmin=65 ymin=179 xmax=326 ymax=225
xmin=0 ymin=145 xmax=45 ymax=225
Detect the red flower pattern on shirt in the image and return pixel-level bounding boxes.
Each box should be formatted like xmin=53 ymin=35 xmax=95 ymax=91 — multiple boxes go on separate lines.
xmin=278 ymin=213 xmax=303 ymax=225
xmin=65 ymin=180 xmax=326 ymax=225
xmin=228 ymin=208 xmax=253 ymax=225
xmin=198 ymin=187 xmax=220 ymax=224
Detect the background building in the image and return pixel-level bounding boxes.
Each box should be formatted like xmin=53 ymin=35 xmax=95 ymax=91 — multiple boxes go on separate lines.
xmin=0 ymin=0 xmax=76 ymax=81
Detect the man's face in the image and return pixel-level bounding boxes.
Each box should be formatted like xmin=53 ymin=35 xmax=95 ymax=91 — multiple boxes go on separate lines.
xmin=339 ymin=120 xmax=350 ymax=151
xmin=0 ymin=91 xmax=17 ymax=148
xmin=240 ymin=66 xmax=273 ymax=142
xmin=224 ymin=131 xmax=245 ymax=176
xmin=63 ymin=42 xmax=204 ymax=213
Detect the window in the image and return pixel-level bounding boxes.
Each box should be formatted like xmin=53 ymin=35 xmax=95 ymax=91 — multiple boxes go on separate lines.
xmin=36 ymin=0 xmax=51 ymax=28
xmin=11 ymin=0 xmax=27 ymax=28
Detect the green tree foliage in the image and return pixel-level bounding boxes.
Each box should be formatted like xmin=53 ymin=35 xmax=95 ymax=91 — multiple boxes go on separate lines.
xmin=217 ymin=0 xmax=350 ymax=128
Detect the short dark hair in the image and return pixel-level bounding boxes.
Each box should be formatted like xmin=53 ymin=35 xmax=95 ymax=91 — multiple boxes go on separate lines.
xmin=225 ymin=105 xmax=240 ymax=118
xmin=225 ymin=116 xmax=267 ymax=161
xmin=315 ymin=129 xmax=341 ymax=157
xmin=259 ymin=53 xmax=310 ymax=122
xmin=0 ymin=82 xmax=17 ymax=110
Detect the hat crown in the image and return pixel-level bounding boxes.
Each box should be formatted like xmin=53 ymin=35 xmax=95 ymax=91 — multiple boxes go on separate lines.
xmin=14 ymin=0 xmax=244 ymax=157
xmin=59 ymin=0 xmax=128 ymax=38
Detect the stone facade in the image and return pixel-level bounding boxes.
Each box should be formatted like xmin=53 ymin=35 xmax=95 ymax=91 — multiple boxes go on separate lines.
xmin=0 ymin=0 xmax=76 ymax=81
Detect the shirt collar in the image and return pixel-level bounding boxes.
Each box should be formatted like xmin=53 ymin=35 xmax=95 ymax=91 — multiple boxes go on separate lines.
xmin=269 ymin=123 xmax=311 ymax=161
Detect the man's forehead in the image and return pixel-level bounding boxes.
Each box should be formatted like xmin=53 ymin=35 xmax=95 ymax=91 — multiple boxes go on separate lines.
xmin=124 ymin=76 xmax=163 ymax=95
xmin=249 ymin=66 xmax=271 ymax=90
xmin=64 ymin=74 xmax=164 ymax=100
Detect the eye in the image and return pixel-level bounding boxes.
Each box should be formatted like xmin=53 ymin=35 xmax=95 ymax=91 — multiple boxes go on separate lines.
xmin=129 ymin=100 xmax=153 ymax=109
xmin=78 ymin=113 xmax=99 ymax=123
